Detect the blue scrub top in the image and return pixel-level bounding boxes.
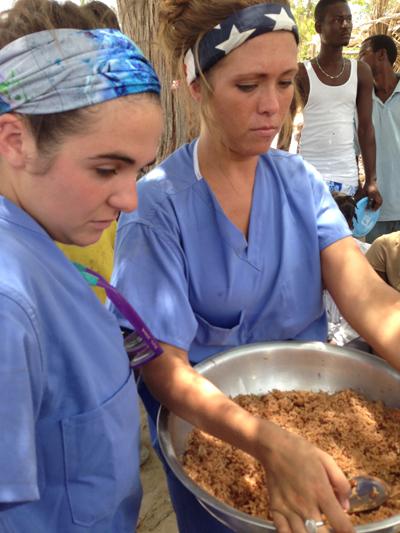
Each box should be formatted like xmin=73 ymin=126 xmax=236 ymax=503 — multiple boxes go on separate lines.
xmin=111 ymin=143 xmax=350 ymax=364
xmin=0 ymin=197 xmax=142 ymax=532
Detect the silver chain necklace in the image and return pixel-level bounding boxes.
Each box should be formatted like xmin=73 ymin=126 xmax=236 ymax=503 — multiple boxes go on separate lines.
xmin=315 ymin=56 xmax=346 ymax=79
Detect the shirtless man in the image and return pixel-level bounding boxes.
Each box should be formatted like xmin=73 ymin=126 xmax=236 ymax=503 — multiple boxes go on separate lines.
xmin=297 ymin=0 xmax=382 ymax=209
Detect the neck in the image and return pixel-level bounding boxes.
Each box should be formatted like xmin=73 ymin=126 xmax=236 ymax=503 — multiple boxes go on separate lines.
xmin=197 ymin=128 xmax=259 ymax=188
xmin=374 ymin=67 xmax=398 ymax=94
xmin=197 ymin=128 xmax=259 ymax=239
xmin=318 ymin=44 xmax=344 ymax=64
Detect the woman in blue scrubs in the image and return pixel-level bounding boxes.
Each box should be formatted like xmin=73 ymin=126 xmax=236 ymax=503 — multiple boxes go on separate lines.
xmin=110 ymin=1 xmax=400 ymax=533
xmin=0 ymin=1 xmax=163 ymax=531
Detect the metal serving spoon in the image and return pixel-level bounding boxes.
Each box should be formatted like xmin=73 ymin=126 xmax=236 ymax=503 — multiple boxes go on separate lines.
xmin=348 ymin=475 xmax=389 ymax=513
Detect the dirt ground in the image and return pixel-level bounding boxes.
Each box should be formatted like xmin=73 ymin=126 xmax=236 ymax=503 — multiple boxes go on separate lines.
xmin=137 ymin=401 xmax=178 ymax=533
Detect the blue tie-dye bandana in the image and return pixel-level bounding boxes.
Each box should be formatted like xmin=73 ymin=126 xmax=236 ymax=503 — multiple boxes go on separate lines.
xmin=0 ymin=28 xmax=161 ymax=115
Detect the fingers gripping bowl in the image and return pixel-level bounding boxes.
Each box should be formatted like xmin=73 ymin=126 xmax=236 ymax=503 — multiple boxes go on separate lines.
xmin=157 ymin=341 xmax=400 ymax=533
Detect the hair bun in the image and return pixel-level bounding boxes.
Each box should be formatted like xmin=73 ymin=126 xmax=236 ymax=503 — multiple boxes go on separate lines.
xmin=159 ymin=0 xmax=190 ymax=25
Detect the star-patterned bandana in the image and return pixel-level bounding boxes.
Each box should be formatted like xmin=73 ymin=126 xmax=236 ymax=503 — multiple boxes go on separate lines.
xmin=0 ymin=28 xmax=161 ymax=115
xmin=184 ymin=3 xmax=299 ymax=85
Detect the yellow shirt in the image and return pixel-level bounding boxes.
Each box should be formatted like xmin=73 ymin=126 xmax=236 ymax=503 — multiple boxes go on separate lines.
xmin=57 ymin=222 xmax=117 ymax=303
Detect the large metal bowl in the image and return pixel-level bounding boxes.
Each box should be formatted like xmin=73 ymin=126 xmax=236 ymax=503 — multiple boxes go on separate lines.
xmin=157 ymin=341 xmax=400 ymax=533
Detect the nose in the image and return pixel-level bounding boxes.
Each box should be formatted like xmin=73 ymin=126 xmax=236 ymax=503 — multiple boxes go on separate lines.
xmin=108 ymin=177 xmax=138 ymax=213
xmin=258 ymin=85 xmax=280 ymax=116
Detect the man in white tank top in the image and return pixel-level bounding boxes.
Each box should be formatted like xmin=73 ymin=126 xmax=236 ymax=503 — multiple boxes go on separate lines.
xmin=297 ymin=0 xmax=382 ymax=209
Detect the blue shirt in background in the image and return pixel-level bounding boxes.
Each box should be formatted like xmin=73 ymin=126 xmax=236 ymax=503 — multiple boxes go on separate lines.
xmin=372 ymin=76 xmax=400 ymax=221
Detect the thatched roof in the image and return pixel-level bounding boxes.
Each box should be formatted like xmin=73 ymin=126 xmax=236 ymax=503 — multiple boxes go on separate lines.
xmin=352 ymin=0 xmax=400 ymax=72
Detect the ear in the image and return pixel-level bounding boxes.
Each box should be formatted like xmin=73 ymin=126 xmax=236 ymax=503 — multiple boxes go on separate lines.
xmin=188 ymin=79 xmax=202 ymax=103
xmin=0 ymin=114 xmax=29 ymax=169
xmin=315 ymin=20 xmax=321 ymax=34
xmin=377 ymin=48 xmax=387 ymax=62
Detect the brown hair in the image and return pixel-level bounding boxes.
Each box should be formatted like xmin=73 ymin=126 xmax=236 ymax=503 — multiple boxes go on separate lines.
xmin=0 ymin=0 xmax=101 ymax=48
xmin=81 ymin=1 xmax=120 ymax=31
xmin=332 ymin=191 xmax=357 ymax=230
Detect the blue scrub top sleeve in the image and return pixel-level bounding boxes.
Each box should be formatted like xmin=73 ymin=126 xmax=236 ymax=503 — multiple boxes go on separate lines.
xmin=111 ymin=222 xmax=198 ymax=352
xmin=0 ymin=293 xmax=42 ymax=504
xmin=306 ymin=163 xmax=352 ymax=250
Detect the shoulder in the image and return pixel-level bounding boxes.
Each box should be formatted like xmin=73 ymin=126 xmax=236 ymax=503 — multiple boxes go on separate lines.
xmin=118 ymin=142 xmax=198 ymax=231
xmin=0 ymin=274 xmax=41 ymax=355
xmin=262 ymin=149 xmax=325 ymax=191
xmin=0 ymin=283 xmax=36 ymax=323
xmin=263 ymin=147 xmax=301 ymax=167
xmin=366 ymin=232 xmax=400 ymax=262
xmin=0 ymin=221 xmax=77 ymax=311
xmin=139 ymin=144 xmax=196 ymax=203
xmin=138 ymin=142 xmax=196 ymax=199
xmin=356 ymin=59 xmax=373 ymax=84
xmin=0 ymin=224 xmax=40 ymax=277
xmin=296 ymin=61 xmax=311 ymax=105
xmin=265 ymin=148 xmax=319 ymax=175
xmin=375 ymin=231 xmax=400 ymax=248
xmin=263 ymin=151 xmax=350 ymax=244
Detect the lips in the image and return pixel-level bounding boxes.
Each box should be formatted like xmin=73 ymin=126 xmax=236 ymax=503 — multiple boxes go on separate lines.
xmin=251 ymin=126 xmax=279 ymax=137
xmin=90 ymin=220 xmax=114 ymax=229
xmin=252 ymin=125 xmax=279 ymax=132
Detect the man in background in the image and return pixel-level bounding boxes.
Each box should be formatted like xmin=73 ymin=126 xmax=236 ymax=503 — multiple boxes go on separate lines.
xmin=359 ymin=34 xmax=400 ymax=242
xmin=297 ymin=0 xmax=382 ymax=209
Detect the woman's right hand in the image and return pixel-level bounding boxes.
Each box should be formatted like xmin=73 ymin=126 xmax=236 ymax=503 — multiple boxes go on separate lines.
xmin=256 ymin=423 xmax=354 ymax=533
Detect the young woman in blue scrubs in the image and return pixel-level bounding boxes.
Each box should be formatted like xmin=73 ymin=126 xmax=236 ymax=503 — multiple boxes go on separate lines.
xmin=110 ymin=1 xmax=400 ymax=532
xmin=0 ymin=1 xmax=163 ymax=531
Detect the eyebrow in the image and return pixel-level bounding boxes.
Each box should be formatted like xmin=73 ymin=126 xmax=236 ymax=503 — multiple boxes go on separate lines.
xmin=88 ymin=153 xmax=136 ymax=165
xmin=236 ymin=68 xmax=299 ymax=79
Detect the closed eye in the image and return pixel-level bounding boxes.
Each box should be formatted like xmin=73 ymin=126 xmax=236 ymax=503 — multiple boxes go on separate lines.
xmin=279 ymin=80 xmax=294 ymax=89
xmin=95 ymin=168 xmax=118 ymax=177
xmin=236 ymin=84 xmax=257 ymax=93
